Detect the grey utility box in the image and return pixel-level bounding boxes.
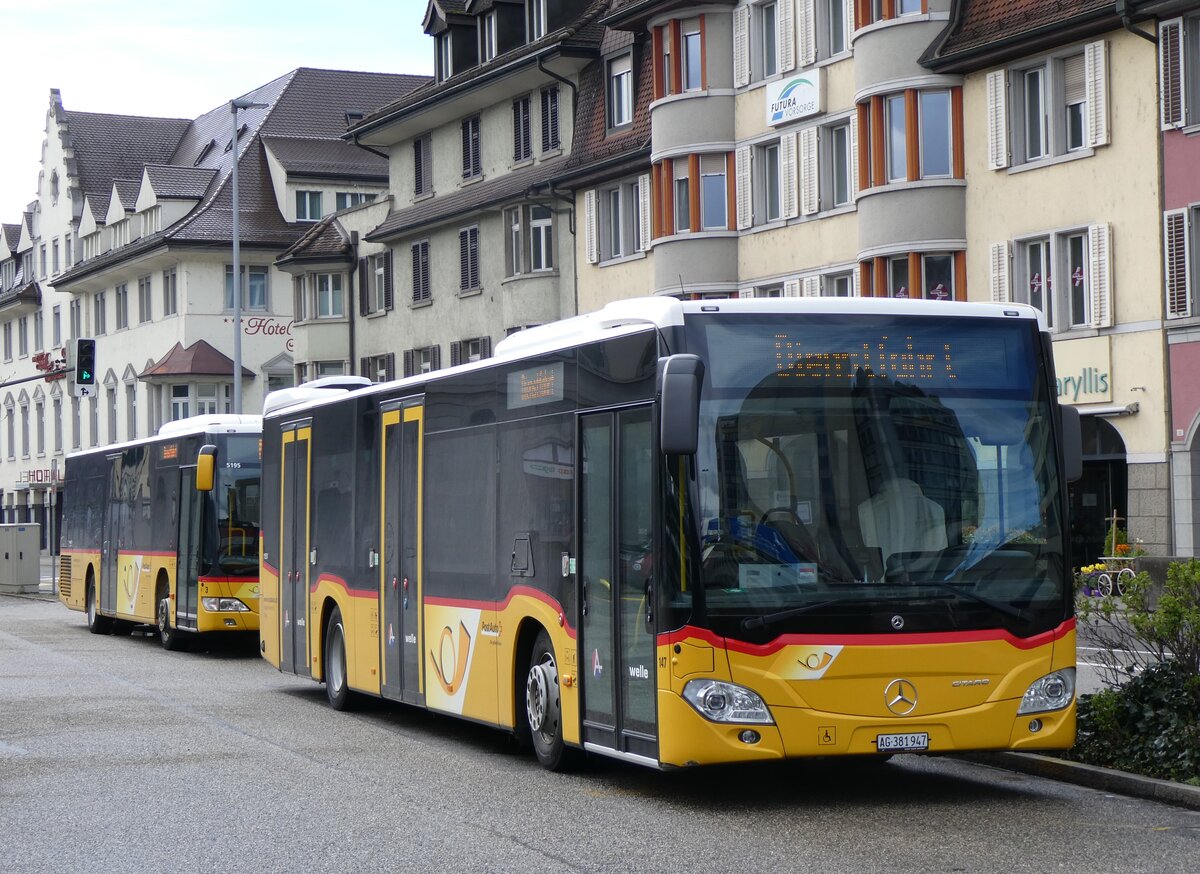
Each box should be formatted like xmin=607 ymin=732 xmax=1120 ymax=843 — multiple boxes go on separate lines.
xmin=0 ymin=524 xmax=41 ymax=594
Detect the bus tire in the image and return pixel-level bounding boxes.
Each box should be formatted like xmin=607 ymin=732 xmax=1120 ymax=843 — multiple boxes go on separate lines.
xmin=324 ymin=606 xmax=353 ymax=711
xmin=525 ymin=629 xmax=576 ymax=771
xmin=158 ymin=596 xmax=187 ymax=652
xmin=86 ymin=574 xmax=111 ymax=635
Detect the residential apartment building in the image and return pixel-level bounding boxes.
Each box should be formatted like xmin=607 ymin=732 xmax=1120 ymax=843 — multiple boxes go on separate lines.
xmin=294 ymin=0 xmax=611 ymax=380
xmin=0 ymin=69 xmax=426 ymax=542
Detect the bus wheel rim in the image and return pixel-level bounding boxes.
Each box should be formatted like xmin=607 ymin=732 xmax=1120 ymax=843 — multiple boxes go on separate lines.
xmin=330 ymin=625 xmax=345 ymax=692
xmin=526 ymin=658 xmax=552 ymax=733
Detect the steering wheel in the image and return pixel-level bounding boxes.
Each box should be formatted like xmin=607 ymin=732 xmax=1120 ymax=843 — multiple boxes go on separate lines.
xmin=760 ymin=506 xmax=803 ymax=527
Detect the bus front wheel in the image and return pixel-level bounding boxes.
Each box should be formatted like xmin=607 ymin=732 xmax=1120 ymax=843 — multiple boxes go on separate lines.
xmin=525 ymin=629 xmax=575 ymax=771
xmin=86 ymin=575 xmax=111 ymax=635
xmin=324 ymin=606 xmax=352 ymax=711
xmin=158 ymin=597 xmax=187 ymax=652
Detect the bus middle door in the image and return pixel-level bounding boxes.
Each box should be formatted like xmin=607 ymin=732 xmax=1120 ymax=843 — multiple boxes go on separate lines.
xmin=578 ymin=407 xmax=658 ymax=762
xmin=380 ymin=399 xmax=423 ymax=705
xmin=280 ymin=422 xmax=312 ymax=677
xmin=101 ymin=453 xmax=122 ymax=617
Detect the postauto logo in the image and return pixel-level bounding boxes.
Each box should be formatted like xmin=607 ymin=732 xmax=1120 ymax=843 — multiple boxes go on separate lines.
xmin=770 ymin=77 xmax=816 ymax=124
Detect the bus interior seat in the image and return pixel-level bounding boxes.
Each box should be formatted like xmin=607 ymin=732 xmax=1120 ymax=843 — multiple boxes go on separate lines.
xmin=857 ymin=477 xmax=948 ymax=568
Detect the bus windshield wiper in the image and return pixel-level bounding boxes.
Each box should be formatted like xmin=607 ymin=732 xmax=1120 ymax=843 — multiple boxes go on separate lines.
xmin=741 ymin=597 xmax=863 ymax=631
xmin=911 ymin=581 xmax=1030 ymax=623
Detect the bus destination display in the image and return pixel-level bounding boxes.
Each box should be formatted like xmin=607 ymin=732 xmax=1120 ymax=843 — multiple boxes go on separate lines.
xmin=773 ymin=333 xmax=955 ymax=382
xmin=507 ymin=362 xmax=565 ymax=409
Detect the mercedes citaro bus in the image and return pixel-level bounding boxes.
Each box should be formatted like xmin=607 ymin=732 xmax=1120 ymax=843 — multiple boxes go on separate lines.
xmin=60 ymin=415 xmax=262 ymax=650
xmin=259 ymin=297 xmax=1081 ymax=770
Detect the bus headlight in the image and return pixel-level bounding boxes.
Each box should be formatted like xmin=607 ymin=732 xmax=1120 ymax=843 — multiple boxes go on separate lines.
xmin=682 ymin=679 xmax=774 ymax=725
xmin=1017 ymin=668 xmax=1076 ymax=715
xmin=201 ymin=597 xmax=251 ymax=613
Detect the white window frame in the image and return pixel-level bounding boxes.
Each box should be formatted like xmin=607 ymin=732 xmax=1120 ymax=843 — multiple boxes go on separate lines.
xmin=296 ymin=190 xmax=323 ymax=222
xmin=700 ymin=154 xmax=729 ymax=230
xmin=315 ymin=273 xmax=345 ymax=319
xmin=529 ymin=206 xmax=554 ymax=272
xmin=608 ymin=53 xmax=633 ymax=129
xmin=918 ymin=90 xmax=953 ymax=179
xmin=682 ymin=21 xmax=703 ymax=91
xmin=224 ymin=265 xmax=270 ymax=312
xmin=480 ymin=11 xmax=497 ymax=63
xmin=1010 ymin=224 xmax=1112 ymax=331
xmin=528 ymin=0 xmax=547 ymax=41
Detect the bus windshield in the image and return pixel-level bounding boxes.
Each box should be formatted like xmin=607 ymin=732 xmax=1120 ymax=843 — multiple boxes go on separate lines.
xmin=683 ymin=312 xmax=1067 ymax=641
xmin=213 ymin=434 xmax=261 ymax=576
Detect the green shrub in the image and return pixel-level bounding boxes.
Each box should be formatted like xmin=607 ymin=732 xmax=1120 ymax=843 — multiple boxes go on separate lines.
xmin=1102 ymin=525 xmax=1127 ymax=557
xmin=1071 ymin=661 xmax=1200 ymax=784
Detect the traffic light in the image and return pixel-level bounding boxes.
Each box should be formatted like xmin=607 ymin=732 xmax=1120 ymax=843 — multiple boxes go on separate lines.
xmin=74 ymin=338 xmax=96 ymax=397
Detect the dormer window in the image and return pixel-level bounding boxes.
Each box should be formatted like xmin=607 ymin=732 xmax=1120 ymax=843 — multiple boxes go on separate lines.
xmin=480 ymin=12 xmax=497 ymax=63
xmin=528 ymin=0 xmax=547 ymax=41
xmin=436 ymin=33 xmax=453 ymax=81
xmin=111 ymin=219 xmax=130 ymax=248
xmin=141 ymin=206 xmax=161 ymax=237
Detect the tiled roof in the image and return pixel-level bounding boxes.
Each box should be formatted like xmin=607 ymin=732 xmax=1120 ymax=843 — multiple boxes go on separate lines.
xmin=144 ymin=165 xmax=218 ymax=200
xmin=367 ymin=157 xmax=569 ymax=241
xmin=277 ymin=213 xmax=352 ymax=263
xmin=1 ymin=224 xmax=19 ymax=252
xmin=111 ymin=178 xmax=141 ymax=211
xmin=55 ymin=69 xmax=424 ymax=286
xmin=139 ymin=339 xmax=254 ymax=379
xmin=924 ymin=0 xmax=1116 ymax=69
xmin=564 ymin=32 xmax=652 ymax=178
xmin=61 ymin=110 xmax=191 ymax=202
xmin=355 ymin=0 xmax=610 ymax=133
xmin=262 ymin=136 xmax=388 ymax=180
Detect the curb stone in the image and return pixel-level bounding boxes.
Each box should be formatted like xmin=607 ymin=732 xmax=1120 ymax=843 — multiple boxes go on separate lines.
xmin=960 ymin=752 xmax=1200 ymax=812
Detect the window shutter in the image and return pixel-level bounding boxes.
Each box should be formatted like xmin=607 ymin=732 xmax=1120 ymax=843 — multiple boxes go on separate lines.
xmin=461 ymin=122 xmax=471 ymax=176
xmin=733 ymin=6 xmax=750 ymax=88
xmin=735 ymin=146 xmax=753 ymax=230
xmin=989 ymin=241 xmax=1011 ymax=302
xmin=413 ymin=139 xmax=424 ymax=195
xmin=851 ymin=269 xmax=861 ymax=297
xmin=1165 ymin=210 xmax=1192 ymax=319
xmin=384 ymin=249 xmax=394 ymax=311
xmin=1088 ymin=223 xmax=1112 ymax=328
xmin=460 ymin=229 xmax=470 ymax=290
xmin=430 ymin=345 xmax=441 ymax=371
xmin=849 ymin=114 xmax=859 ymax=201
xmin=385 ymin=353 xmax=395 ymax=381
xmin=798 ymin=0 xmax=816 ymax=68
xmin=403 ymin=349 xmax=415 ymax=378
xmin=800 ymin=126 xmax=818 ymax=216
xmin=450 ymin=341 xmax=462 ymax=367
xmin=844 ymin=0 xmax=855 ymax=47
xmin=513 ymin=101 xmax=521 ymax=161
xmin=1085 ymin=41 xmax=1109 ymax=148
xmin=802 ymin=276 xmax=820 ymax=297
xmin=780 ymin=132 xmax=799 ymax=220
xmin=360 ymin=357 xmax=369 ymax=379
xmin=779 ymin=0 xmax=796 ymax=73
xmin=1160 ymin=19 xmax=1185 ymax=129
xmin=480 ymin=336 xmax=492 ymax=359
xmin=358 ymin=257 xmax=369 ymax=316
xmin=584 ymin=189 xmax=599 ymax=263
xmin=986 ymin=70 xmax=1009 ymax=170
xmin=638 ymin=174 xmax=652 ymax=251
xmin=783 ymin=279 xmax=802 ymax=297
xmin=541 ymin=87 xmax=560 ymax=151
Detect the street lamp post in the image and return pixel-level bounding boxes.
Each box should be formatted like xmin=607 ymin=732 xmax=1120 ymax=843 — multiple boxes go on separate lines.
xmin=229 ymin=97 xmax=267 ymax=414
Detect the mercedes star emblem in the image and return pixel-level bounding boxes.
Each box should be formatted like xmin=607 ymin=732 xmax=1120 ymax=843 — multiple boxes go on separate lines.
xmin=885 ymin=678 xmax=918 ymax=716
xmin=890 ymin=614 xmax=905 ymax=630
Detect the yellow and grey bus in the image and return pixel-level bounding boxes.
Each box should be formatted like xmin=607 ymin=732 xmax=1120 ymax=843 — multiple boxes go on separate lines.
xmin=260 ymin=297 xmax=1081 ymax=770
xmin=60 ymin=415 xmax=262 ymax=650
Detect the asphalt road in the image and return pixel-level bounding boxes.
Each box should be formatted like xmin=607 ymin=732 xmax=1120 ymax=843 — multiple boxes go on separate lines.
xmin=2 ymin=595 xmax=1197 ymax=873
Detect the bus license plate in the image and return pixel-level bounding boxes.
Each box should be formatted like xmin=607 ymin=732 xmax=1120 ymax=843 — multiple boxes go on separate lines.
xmin=876 ymin=732 xmax=929 ymax=752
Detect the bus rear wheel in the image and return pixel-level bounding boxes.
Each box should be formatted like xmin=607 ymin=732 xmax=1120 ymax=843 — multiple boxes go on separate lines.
xmin=86 ymin=575 xmax=111 ymax=635
xmin=324 ymin=606 xmax=352 ymax=711
xmin=525 ymin=629 xmax=576 ymax=771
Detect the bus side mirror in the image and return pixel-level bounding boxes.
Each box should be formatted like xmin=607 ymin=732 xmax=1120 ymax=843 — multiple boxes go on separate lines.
xmin=196 ymin=444 xmax=217 ymax=492
xmin=1060 ymin=405 xmax=1082 ymax=484
xmin=658 ymin=354 xmax=704 ymax=456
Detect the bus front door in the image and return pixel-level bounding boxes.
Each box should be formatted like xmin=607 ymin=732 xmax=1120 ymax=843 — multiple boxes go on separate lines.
xmin=280 ymin=423 xmax=312 ymax=677
xmin=380 ymin=400 xmax=423 ymax=705
xmin=579 ymin=407 xmax=658 ymax=762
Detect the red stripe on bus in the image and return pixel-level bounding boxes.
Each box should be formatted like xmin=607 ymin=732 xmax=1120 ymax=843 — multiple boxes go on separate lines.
xmin=659 ymin=618 xmax=1075 ymax=655
xmin=262 ymin=561 xmax=278 ymax=576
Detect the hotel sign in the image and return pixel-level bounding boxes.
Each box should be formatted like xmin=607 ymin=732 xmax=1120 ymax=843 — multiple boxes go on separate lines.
xmin=765 ymin=69 xmax=822 ymax=126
